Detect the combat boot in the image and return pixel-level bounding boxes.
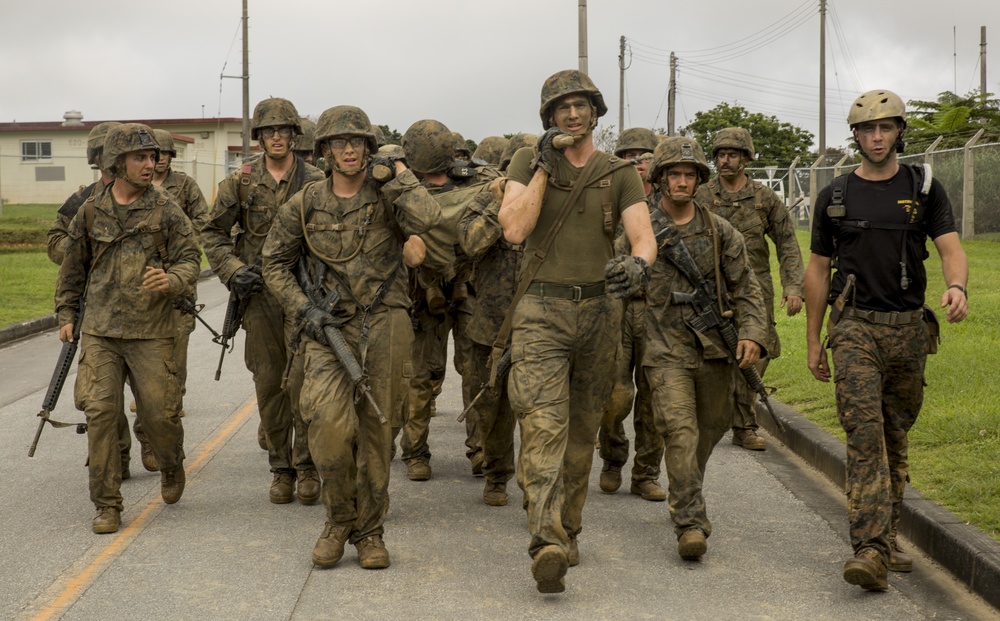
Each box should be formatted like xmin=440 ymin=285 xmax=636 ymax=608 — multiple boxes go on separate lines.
xmin=568 ymin=536 xmax=580 ymax=567
xmin=121 ymin=453 xmax=131 ymax=481
xmin=483 ymin=481 xmax=508 ymax=506
xmin=599 ymin=462 xmax=622 ymax=493
xmin=843 ymin=548 xmax=889 ymax=591
xmin=531 ymin=545 xmax=568 ymax=593
xmin=470 ymin=451 xmax=485 ymax=477
xmin=678 ymin=528 xmax=707 ymax=560
xmin=630 ymin=479 xmax=667 ymax=502
xmin=732 ymin=428 xmax=766 ymax=451
xmin=297 ymin=469 xmax=320 ymax=505
xmin=355 ymin=535 xmax=391 ymax=569
xmin=312 ymin=522 xmax=351 ymax=568
xmin=140 ymin=438 xmax=159 ymax=472
xmin=92 ymin=507 xmax=121 ymax=534
xmin=889 ymin=539 xmax=913 ymax=572
xmin=406 ymin=460 xmax=432 ymax=481
xmin=270 ymin=470 xmax=296 ymax=504
xmin=161 ymin=466 xmax=185 ymax=505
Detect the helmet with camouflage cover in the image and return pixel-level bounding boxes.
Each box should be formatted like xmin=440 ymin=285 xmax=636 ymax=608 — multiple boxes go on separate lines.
xmin=647 ymin=136 xmax=711 ymax=185
xmin=295 ymin=117 xmax=316 ymax=154
xmin=152 ymin=129 xmax=176 ymax=157
xmin=250 ymin=97 xmax=303 ymax=140
xmin=402 ymin=119 xmax=454 ymax=174
xmin=712 ymin=127 xmax=755 ymax=159
xmin=614 ymin=128 xmax=657 ymax=158
xmin=452 ymin=131 xmax=471 ymax=158
xmin=473 ymin=136 xmax=509 ymax=167
xmin=539 ymin=69 xmax=608 ymax=130
xmin=87 ymin=121 xmax=121 ymax=169
xmin=372 ymin=124 xmax=387 ymax=147
xmin=499 ymin=132 xmax=538 ymax=171
xmin=313 ymin=105 xmax=378 ymax=159
xmin=847 ymin=89 xmax=906 ymax=128
xmin=102 ymin=123 xmax=160 ymax=173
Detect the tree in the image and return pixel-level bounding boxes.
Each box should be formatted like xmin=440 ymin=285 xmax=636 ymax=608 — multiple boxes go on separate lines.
xmin=905 ymin=91 xmax=1000 ymax=151
xmin=679 ymin=103 xmax=814 ymax=168
xmin=377 ymin=125 xmax=403 ymax=145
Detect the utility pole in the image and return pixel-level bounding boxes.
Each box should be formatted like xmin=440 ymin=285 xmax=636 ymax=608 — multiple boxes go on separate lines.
xmin=241 ymin=0 xmax=250 ymax=162
xmin=982 ymin=26 xmax=988 ymax=96
xmin=668 ymin=52 xmax=676 ymax=136
xmin=619 ymin=36 xmax=626 ymax=132
xmin=578 ymin=0 xmax=588 ymax=74
xmin=819 ymin=0 xmax=826 ymax=156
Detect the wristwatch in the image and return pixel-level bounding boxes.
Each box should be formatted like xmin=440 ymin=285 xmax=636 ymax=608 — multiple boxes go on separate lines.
xmin=948 ymin=283 xmax=968 ymax=299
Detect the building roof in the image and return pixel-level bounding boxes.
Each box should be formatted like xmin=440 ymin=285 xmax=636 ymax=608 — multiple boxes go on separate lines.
xmin=0 ymin=118 xmax=242 ymax=133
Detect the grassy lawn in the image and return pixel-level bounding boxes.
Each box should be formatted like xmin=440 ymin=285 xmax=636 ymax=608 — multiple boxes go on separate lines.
xmin=769 ymin=230 xmax=1000 ymax=541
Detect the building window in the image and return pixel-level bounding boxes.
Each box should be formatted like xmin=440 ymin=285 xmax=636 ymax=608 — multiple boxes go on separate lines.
xmin=21 ymin=140 xmax=52 ymax=162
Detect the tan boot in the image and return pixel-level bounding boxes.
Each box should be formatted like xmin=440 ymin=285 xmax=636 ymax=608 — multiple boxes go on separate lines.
xmin=843 ymin=548 xmax=888 ymax=590
xmin=161 ymin=466 xmax=185 ymax=505
xmin=568 ymin=537 xmax=580 ymax=567
xmin=312 ymin=522 xmax=351 ymax=568
xmin=470 ymin=451 xmax=485 ymax=477
xmin=270 ymin=471 xmax=295 ymax=504
xmin=732 ymin=428 xmax=766 ymax=451
xmin=888 ymin=539 xmax=913 ymax=572
xmin=483 ymin=481 xmax=508 ymax=507
xmin=406 ymin=460 xmax=431 ymax=481
xmin=355 ymin=535 xmax=391 ymax=569
xmin=678 ymin=528 xmax=707 ymax=560
xmin=531 ymin=545 xmax=568 ymax=593
xmin=297 ymin=469 xmax=320 ymax=505
xmin=140 ymin=439 xmax=160 ymax=472
xmin=92 ymin=507 xmax=121 ymax=534
xmin=630 ymin=479 xmax=667 ymax=502
xmin=599 ymin=462 xmax=622 ymax=493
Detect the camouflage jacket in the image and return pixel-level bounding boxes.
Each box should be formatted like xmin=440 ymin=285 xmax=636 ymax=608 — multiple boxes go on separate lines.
xmin=695 ymin=176 xmax=804 ymax=306
xmin=202 ymin=155 xmax=324 ymax=285
xmin=262 ymin=169 xmax=441 ymax=322
xmin=643 ymin=202 xmax=768 ymax=369
xmin=156 ymin=168 xmax=211 ymax=237
xmin=54 ymin=184 xmax=201 ymax=339
xmin=47 ymin=178 xmax=111 ymax=265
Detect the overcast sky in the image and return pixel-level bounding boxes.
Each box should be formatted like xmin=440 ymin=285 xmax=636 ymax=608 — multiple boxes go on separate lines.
xmin=2 ymin=0 xmax=997 ymax=150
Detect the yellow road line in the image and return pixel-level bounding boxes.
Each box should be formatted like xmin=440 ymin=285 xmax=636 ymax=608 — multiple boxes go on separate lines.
xmin=29 ymin=397 xmax=258 ymax=621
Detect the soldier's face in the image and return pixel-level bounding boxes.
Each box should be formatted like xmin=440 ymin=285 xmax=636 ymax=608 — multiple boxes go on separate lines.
xmin=621 ymin=149 xmax=652 ymax=179
xmin=329 ymin=135 xmax=368 ymax=175
xmin=854 ymin=119 xmax=900 ymax=165
xmin=662 ymin=163 xmax=699 ymax=205
xmin=260 ymin=125 xmax=293 ymax=160
xmin=123 ymin=149 xmax=157 ymax=187
xmin=552 ymin=95 xmax=594 ymax=136
xmin=155 ymin=152 xmax=172 ymax=174
xmin=715 ymin=149 xmax=746 ymax=179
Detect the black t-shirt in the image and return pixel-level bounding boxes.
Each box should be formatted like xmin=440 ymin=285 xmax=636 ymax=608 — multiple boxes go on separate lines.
xmin=811 ymin=166 xmax=957 ymax=312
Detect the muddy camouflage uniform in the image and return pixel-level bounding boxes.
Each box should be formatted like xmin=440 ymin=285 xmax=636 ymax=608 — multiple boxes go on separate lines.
xmin=55 ymin=182 xmax=200 ymax=513
xmin=643 ymin=202 xmax=768 ymax=537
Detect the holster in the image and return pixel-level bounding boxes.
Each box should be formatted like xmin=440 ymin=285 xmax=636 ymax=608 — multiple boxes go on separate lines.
xmin=923 ymin=304 xmax=940 ymax=354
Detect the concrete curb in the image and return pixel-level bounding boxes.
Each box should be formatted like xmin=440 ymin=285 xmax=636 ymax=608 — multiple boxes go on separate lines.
xmin=758 ymin=400 xmax=1000 ymax=611
xmin=0 ymin=268 xmax=217 ymax=348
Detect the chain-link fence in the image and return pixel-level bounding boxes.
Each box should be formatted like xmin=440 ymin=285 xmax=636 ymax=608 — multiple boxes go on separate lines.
xmin=745 ymin=141 xmax=1000 ymax=240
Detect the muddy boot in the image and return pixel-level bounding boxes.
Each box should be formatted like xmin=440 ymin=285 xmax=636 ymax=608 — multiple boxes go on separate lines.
xmin=161 ymin=466 xmax=186 ymax=505
xmin=888 ymin=539 xmax=913 ymax=572
xmin=470 ymin=451 xmax=485 ymax=477
xmin=732 ymin=428 xmax=766 ymax=451
xmin=483 ymin=481 xmax=508 ymax=507
xmin=568 ymin=536 xmax=580 ymax=567
xmin=531 ymin=545 xmax=568 ymax=594
xmin=140 ymin=439 xmax=160 ymax=472
xmin=630 ymin=479 xmax=667 ymax=502
xmin=297 ymin=469 xmax=320 ymax=505
xmin=355 ymin=535 xmax=391 ymax=569
xmin=92 ymin=507 xmax=121 ymax=534
xmin=406 ymin=460 xmax=431 ymax=482
xmin=599 ymin=462 xmax=622 ymax=493
xmin=121 ymin=453 xmax=131 ymax=481
xmin=678 ymin=528 xmax=707 ymax=560
xmin=843 ymin=548 xmax=889 ymax=591
xmin=312 ymin=522 xmax=351 ymax=568
xmin=270 ymin=470 xmax=296 ymax=504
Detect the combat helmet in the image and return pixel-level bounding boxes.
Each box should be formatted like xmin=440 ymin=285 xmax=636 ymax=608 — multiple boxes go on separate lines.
xmin=614 ymin=128 xmax=657 ymax=158
xmin=152 ymin=129 xmax=176 ymax=157
xmin=313 ymin=106 xmax=378 ymax=158
xmin=452 ymin=131 xmax=471 ymax=158
xmin=86 ymin=121 xmax=121 ymax=169
xmin=473 ymin=136 xmax=510 ymax=167
xmin=712 ymin=127 xmax=755 ymax=159
xmin=847 ymin=89 xmax=906 ymax=128
xmin=539 ymin=69 xmax=608 ymax=130
xmin=372 ymin=125 xmax=387 ymax=147
xmin=102 ymin=123 xmax=160 ymax=173
xmin=402 ymin=119 xmax=454 ymax=174
xmin=251 ymin=97 xmax=303 ymax=140
xmin=296 ymin=117 xmax=316 ymax=154
xmin=647 ymin=136 xmax=711 ymax=185
xmin=499 ymin=132 xmax=538 ymax=171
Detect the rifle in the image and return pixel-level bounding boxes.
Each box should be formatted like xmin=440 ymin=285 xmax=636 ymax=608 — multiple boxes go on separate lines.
xmin=173 ymin=296 xmax=222 ymax=341
xmin=457 ymin=347 xmax=511 ymax=423
xmin=213 ymin=264 xmax=260 ymax=381
xmin=295 ymin=256 xmax=387 ymax=425
xmin=655 ymin=224 xmax=785 ymax=433
xmin=29 ymin=302 xmax=89 ymax=457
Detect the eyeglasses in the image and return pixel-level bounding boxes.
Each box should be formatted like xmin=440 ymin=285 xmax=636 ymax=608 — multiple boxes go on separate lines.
xmin=328 ymin=136 xmax=368 ymax=150
xmin=261 ymin=127 xmax=293 ymax=139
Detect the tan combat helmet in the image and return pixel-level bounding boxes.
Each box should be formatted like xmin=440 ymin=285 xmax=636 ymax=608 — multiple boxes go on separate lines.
xmin=499 ymin=132 xmax=538 ymax=172
xmin=539 ymin=69 xmax=608 ymax=130
xmin=647 ymin=136 xmax=711 ymax=185
xmin=847 ymin=89 xmax=907 ymax=128
xmin=372 ymin=124 xmax=387 ymax=147
xmin=86 ymin=121 xmax=121 ymax=169
xmin=472 ymin=136 xmax=510 ymax=166
xmin=452 ymin=131 xmax=471 ymax=158
xmin=712 ymin=127 xmax=755 ymax=159
xmin=152 ymin=129 xmax=176 ymax=157
xmin=295 ymin=117 xmax=316 ymax=155
xmin=251 ymin=98 xmax=303 ymax=140
xmin=313 ymin=106 xmax=378 ymax=159
xmin=102 ymin=123 xmax=160 ymax=173
xmin=402 ymin=119 xmax=454 ymax=174
xmin=614 ymin=128 xmax=657 ymax=158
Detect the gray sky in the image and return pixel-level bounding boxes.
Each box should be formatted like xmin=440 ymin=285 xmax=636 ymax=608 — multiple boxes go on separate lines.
xmin=2 ymin=0 xmax=997 ymax=150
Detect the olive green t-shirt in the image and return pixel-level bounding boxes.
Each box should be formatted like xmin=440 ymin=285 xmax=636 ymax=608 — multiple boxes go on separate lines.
xmin=507 ymin=146 xmax=645 ymax=284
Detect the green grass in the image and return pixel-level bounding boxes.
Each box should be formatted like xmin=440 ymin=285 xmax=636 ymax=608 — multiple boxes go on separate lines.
xmin=0 ymin=203 xmax=58 ymax=245
xmin=0 ymin=249 xmax=59 ymax=325
xmin=769 ymin=231 xmax=1000 ymax=541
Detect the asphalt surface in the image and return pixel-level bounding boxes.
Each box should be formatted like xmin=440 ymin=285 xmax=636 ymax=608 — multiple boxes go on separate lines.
xmin=1 ymin=278 xmax=997 ymax=620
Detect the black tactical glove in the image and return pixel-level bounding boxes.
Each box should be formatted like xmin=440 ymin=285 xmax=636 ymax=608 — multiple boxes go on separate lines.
xmin=230 ymin=265 xmax=263 ymax=298
xmin=368 ymin=145 xmax=407 ymax=184
xmin=529 ymin=128 xmax=565 ymax=175
xmin=297 ymin=304 xmax=338 ymax=345
xmin=604 ymin=255 xmax=650 ymax=299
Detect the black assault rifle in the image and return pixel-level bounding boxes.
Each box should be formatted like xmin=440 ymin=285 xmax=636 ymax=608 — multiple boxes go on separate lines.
xmin=173 ymin=296 xmax=222 ymax=341
xmin=29 ymin=302 xmax=89 ymax=457
xmin=296 ymin=256 xmax=387 ymax=425
xmin=213 ymin=265 xmax=260 ymax=381
xmin=655 ymin=224 xmax=785 ymax=433
xmin=457 ymin=347 xmax=511 ymax=423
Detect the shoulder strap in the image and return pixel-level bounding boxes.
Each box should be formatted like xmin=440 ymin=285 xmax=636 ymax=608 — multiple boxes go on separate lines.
xmin=238 ymin=163 xmax=253 ymax=206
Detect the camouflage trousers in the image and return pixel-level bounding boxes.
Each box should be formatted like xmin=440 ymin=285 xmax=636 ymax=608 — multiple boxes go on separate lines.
xmin=733 ymin=305 xmax=777 ymax=431
xmin=600 ymin=297 xmax=664 ymax=484
xmin=829 ymin=316 xmax=928 ymax=561
xmin=467 ymin=342 xmax=516 ymax=484
xmin=243 ymin=290 xmax=312 ymax=474
xmin=299 ymin=309 xmax=412 ymax=542
xmin=646 ymin=361 xmax=734 ymax=537
xmin=75 ymin=335 xmax=185 ymax=511
xmin=509 ymin=293 xmax=622 ymax=558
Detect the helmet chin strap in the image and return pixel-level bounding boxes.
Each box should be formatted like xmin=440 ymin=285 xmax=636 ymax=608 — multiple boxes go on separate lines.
xmin=328 ymin=142 xmax=369 ymax=176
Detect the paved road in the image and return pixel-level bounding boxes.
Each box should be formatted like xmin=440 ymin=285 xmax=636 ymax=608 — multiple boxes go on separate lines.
xmin=1 ymin=279 xmax=996 ymax=620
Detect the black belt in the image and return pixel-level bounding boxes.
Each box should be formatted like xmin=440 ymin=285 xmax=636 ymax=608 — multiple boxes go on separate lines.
xmin=525 ymin=282 xmax=606 ymax=301
xmin=842 ymin=307 xmax=923 ymax=326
